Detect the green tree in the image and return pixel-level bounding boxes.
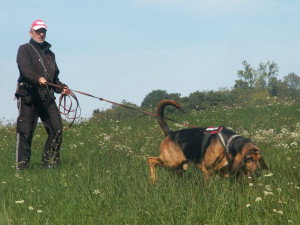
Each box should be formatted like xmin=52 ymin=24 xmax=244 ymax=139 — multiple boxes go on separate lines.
xmin=234 ymin=79 xmax=249 ymax=89
xmin=92 ymin=109 xmax=100 ymax=117
xmin=236 ymin=61 xmax=255 ymax=88
xmin=141 ymin=90 xmax=170 ymax=108
xmin=188 ymin=91 xmax=206 ymax=111
xmin=235 ymin=60 xmax=279 ymax=89
xmin=90 ymin=100 xmax=141 ymax=121
xmin=256 ymin=61 xmax=279 ymax=89
xmin=284 ymin=73 xmax=300 ymax=99
xmin=168 ymin=92 xmax=181 ymax=102
xmin=268 ymin=76 xmax=278 ymax=97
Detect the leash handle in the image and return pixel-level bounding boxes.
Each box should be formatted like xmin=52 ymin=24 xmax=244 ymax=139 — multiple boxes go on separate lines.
xmin=47 ymin=83 xmax=80 ymax=129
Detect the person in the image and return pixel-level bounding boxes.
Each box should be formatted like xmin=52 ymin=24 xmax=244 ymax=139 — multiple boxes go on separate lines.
xmin=15 ymin=19 xmax=69 ymax=169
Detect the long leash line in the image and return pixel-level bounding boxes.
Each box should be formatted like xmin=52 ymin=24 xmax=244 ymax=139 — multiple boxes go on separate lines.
xmin=47 ymin=83 xmax=199 ymax=129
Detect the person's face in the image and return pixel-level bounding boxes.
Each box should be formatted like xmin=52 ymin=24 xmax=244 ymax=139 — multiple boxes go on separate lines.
xmin=30 ymin=28 xmax=47 ymax=44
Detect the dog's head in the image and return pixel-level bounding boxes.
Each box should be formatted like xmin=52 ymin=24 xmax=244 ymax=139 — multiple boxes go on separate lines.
xmin=230 ymin=143 xmax=268 ymax=181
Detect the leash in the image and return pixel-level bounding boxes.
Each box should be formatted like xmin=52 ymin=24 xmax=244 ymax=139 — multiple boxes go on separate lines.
xmin=47 ymin=82 xmax=199 ymax=129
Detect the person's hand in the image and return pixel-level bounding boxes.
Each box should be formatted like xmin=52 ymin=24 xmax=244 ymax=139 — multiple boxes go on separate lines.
xmin=61 ymin=86 xmax=70 ymax=95
xmin=38 ymin=77 xmax=47 ymax=86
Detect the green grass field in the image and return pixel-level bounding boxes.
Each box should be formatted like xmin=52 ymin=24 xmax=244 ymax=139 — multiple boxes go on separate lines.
xmin=0 ymin=103 xmax=299 ymax=225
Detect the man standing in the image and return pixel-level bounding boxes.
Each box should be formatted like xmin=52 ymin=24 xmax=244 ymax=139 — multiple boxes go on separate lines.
xmin=15 ymin=20 xmax=69 ymax=169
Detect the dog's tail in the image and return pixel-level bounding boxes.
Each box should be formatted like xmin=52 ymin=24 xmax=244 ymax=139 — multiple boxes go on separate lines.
xmin=156 ymin=100 xmax=182 ymax=136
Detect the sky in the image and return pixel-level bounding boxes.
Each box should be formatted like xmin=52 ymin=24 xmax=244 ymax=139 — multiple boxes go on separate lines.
xmin=1 ymin=0 xmax=299 ymax=123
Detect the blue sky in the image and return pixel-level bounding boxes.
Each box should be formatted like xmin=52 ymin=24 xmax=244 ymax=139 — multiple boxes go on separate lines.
xmin=1 ymin=0 xmax=299 ymax=123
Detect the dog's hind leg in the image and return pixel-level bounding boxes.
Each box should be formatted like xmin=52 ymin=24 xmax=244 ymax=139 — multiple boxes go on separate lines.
xmin=148 ymin=156 xmax=164 ymax=183
xmin=175 ymin=161 xmax=189 ymax=177
xmin=182 ymin=162 xmax=189 ymax=171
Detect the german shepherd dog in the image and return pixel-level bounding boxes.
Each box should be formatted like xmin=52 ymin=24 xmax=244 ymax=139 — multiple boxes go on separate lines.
xmin=148 ymin=100 xmax=268 ymax=183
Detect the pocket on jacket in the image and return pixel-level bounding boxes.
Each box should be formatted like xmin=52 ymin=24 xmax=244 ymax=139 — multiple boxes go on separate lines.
xmin=16 ymin=116 xmax=25 ymax=134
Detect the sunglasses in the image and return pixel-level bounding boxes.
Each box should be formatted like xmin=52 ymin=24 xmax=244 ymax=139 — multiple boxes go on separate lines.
xmin=34 ymin=28 xmax=47 ymax=34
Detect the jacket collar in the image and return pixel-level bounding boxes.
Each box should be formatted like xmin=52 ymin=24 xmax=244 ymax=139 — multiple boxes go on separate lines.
xmin=29 ymin=38 xmax=51 ymax=52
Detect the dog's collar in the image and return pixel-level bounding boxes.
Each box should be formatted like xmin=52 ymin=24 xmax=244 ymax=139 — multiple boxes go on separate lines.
xmin=225 ymin=134 xmax=241 ymax=153
xmin=217 ymin=133 xmax=241 ymax=166
xmin=217 ymin=133 xmax=241 ymax=154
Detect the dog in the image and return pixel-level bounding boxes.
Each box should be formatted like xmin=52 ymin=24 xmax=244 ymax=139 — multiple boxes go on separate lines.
xmin=148 ymin=100 xmax=268 ymax=184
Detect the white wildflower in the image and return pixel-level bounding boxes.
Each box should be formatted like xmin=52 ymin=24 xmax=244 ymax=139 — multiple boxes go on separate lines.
xmin=272 ymin=209 xmax=283 ymax=215
xmin=255 ymin=197 xmax=262 ymax=202
xmin=264 ymin=173 xmax=273 ymax=177
xmin=264 ymin=191 xmax=274 ymax=196
xmin=28 ymin=206 xmax=34 ymax=210
xmin=93 ymin=189 xmax=101 ymax=195
xmin=265 ymin=185 xmax=272 ymax=191
xmin=15 ymin=200 xmax=25 ymax=204
xmin=246 ymin=204 xmax=251 ymax=208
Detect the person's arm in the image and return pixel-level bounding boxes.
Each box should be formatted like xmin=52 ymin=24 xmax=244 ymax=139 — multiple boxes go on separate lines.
xmin=17 ymin=45 xmax=42 ymax=85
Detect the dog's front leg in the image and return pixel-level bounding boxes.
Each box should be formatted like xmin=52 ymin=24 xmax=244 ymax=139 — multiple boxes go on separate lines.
xmin=197 ymin=163 xmax=211 ymax=185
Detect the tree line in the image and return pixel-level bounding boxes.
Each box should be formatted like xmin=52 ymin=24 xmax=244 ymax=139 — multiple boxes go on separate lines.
xmin=92 ymin=61 xmax=300 ymax=120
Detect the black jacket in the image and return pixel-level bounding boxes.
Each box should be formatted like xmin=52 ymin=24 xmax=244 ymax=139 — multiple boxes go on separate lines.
xmin=15 ymin=39 xmax=66 ymax=99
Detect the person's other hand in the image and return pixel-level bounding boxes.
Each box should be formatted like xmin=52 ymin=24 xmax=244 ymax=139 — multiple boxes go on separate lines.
xmin=38 ymin=77 xmax=47 ymax=86
xmin=62 ymin=86 xmax=70 ymax=95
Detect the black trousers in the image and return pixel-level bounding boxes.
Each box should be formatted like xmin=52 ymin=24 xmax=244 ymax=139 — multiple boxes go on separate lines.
xmin=16 ymin=96 xmax=63 ymax=168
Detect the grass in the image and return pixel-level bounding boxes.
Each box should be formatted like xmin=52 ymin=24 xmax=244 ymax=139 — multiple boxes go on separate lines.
xmin=0 ymin=103 xmax=299 ymax=224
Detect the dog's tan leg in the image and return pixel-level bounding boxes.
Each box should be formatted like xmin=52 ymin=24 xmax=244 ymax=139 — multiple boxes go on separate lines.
xmin=182 ymin=162 xmax=189 ymax=171
xmin=176 ymin=162 xmax=189 ymax=177
xmin=197 ymin=163 xmax=211 ymax=185
xmin=148 ymin=157 xmax=163 ymax=183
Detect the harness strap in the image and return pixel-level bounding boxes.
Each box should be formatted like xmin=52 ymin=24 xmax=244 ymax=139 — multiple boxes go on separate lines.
xmin=199 ymin=127 xmax=242 ymax=163
xmin=200 ymin=126 xmax=224 ymax=160
xmin=217 ymin=132 xmax=226 ymax=148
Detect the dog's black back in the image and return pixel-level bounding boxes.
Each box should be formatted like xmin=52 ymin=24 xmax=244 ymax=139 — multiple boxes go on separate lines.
xmin=170 ymin=128 xmax=206 ymax=161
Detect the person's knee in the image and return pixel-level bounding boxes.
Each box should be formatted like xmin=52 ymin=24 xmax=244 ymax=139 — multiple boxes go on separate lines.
xmin=53 ymin=129 xmax=63 ymax=140
xmin=16 ymin=117 xmax=32 ymax=140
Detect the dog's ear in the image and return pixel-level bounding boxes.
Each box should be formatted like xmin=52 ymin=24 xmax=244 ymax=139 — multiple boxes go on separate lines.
xmin=230 ymin=153 xmax=243 ymax=174
xmin=259 ymin=157 xmax=269 ymax=170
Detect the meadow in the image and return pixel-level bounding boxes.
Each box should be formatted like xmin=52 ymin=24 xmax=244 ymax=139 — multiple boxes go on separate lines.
xmin=0 ymin=102 xmax=299 ymax=225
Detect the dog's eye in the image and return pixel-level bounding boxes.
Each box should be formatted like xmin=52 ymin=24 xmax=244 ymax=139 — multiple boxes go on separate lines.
xmin=246 ymin=158 xmax=253 ymax=162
